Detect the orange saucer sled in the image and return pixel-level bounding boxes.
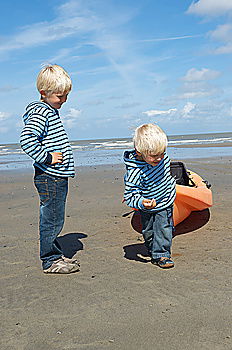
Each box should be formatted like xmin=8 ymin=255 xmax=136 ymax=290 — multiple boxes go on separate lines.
xmin=173 ymin=169 xmax=213 ymax=226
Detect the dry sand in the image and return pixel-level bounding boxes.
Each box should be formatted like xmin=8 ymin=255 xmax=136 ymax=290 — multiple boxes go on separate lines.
xmin=1 ymin=156 xmax=232 ymax=350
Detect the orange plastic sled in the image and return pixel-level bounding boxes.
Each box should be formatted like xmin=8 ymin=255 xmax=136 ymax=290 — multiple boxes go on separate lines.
xmin=173 ymin=170 xmax=213 ymax=226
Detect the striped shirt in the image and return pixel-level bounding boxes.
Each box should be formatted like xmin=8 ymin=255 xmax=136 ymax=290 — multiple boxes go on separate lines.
xmin=20 ymin=101 xmax=75 ymax=177
xmin=124 ymin=150 xmax=176 ymax=211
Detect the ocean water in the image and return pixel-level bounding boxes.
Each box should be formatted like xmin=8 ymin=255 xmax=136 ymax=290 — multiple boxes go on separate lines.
xmin=0 ymin=132 xmax=232 ymax=171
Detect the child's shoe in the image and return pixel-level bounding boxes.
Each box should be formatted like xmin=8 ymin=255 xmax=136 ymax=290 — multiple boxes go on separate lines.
xmin=151 ymin=257 xmax=174 ymax=269
xmin=43 ymin=257 xmax=80 ymax=274
xmin=62 ymin=255 xmax=80 ymax=265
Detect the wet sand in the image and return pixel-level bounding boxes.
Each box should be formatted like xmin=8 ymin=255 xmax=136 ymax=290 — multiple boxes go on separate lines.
xmin=1 ymin=156 xmax=232 ymax=350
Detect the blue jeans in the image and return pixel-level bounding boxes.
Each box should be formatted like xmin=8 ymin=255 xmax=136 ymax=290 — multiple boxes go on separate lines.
xmin=139 ymin=206 xmax=174 ymax=260
xmin=34 ymin=173 xmax=68 ymax=269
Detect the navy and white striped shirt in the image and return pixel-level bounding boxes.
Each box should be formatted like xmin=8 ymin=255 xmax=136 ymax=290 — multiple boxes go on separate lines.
xmin=124 ymin=150 xmax=176 ymax=211
xmin=20 ymin=101 xmax=75 ymax=177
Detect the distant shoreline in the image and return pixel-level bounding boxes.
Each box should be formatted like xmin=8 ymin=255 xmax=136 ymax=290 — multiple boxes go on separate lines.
xmin=169 ymin=142 xmax=232 ymax=148
xmin=1 ymin=139 xmax=232 ymax=171
xmin=0 ymin=154 xmax=231 ymax=177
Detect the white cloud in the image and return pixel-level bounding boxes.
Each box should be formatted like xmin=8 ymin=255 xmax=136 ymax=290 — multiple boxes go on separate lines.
xmin=187 ymin=0 xmax=232 ymax=16
xmin=178 ymin=68 xmax=221 ymax=99
xmin=0 ymin=0 xmax=207 ymax=82
xmin=136 ymin=34 xmax=203 ymax=43
xmin=179 ymin=91 xmax=213 ymax=99
xmin=142 ymin=108 xmax=177 ymax=117
xmin=61 ymin=108 xmax=82 ymax=128
xmin=187 ymin=2 xmax=232 ymax=55
xmin=0 ymin=112 xmax=10 ymax=121
xmin=48 ymin=48 xmax=74 ymax=63
xmin=209 ymin=23 xmax=232 ymax=54
xmin=181 ymin=102 xmax=196 ymax=117
xmin=183 ymin=68 xmax=220 ymax=81
xmin=0 ymin=0 xmax=107 ymax=57
xmin=0 ymin=17 xmax=98 ymax=55
xmin=0 ymin=0 xmax=137 ymax=60
xmin=213 ymin=43 xmax=232 ymax=55
xmin=141 ymin=103 xmax=197 ymax=123
xmin=210 ymin=23 xmax=232 ymax=42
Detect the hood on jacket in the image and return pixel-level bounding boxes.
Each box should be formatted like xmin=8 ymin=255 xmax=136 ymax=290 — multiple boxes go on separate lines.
xmin=124 ymin=149 xmax=167 ymax=169
xmin=22 ymin=101 xmax=55 ymax=124
xmin=123 ymin=150 xmax=148 ymax=169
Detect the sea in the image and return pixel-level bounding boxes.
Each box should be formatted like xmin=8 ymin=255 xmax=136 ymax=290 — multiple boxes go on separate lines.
xmin=0 ymin=132 xmax=232 ymax=171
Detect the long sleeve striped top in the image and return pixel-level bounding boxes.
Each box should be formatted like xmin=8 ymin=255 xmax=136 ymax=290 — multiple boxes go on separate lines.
xmin=124 ymin=150 xmax=176 ymax=211
xmin=20 ymin=101 xmax=75 ymax=177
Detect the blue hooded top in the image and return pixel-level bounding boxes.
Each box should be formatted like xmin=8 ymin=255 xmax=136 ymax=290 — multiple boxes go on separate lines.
xmin=124 ymin=150 xmax=176 ymax=211
xmin=20 ymin=101 xmax=75 ymax=177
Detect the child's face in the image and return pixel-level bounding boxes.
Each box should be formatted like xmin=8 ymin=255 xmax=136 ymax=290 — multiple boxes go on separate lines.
xmin=137 ymin=151 xmax=164 ymax=166
xmin=41 ymin=91 xmax=69 ymax=109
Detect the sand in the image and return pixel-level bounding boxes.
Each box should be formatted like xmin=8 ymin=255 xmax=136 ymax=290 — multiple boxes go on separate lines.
xmin=1 ymin=156 xmax=232 ymax=350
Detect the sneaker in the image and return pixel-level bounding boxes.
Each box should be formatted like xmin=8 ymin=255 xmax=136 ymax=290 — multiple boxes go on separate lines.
xmin=151 ymin=257 xmax=174 ymax=269
xmin=43 ymin=258 xmax=80 ymax=274
xmin=62 ymin=255 xmax=80 ymax=265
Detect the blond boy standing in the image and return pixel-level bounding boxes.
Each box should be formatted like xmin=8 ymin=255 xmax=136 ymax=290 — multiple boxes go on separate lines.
xmin=124 ymin=124 xmax=176 ymax=268
xmin=20 ymin=64 xmax=79 ymax=274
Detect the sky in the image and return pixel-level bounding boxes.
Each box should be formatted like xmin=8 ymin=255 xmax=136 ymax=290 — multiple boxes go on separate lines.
xmin=1 ymin=0 xmax=232 ymax=143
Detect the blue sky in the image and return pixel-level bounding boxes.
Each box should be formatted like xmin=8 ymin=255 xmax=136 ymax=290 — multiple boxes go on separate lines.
xmin=1 ymin=0 xmax=232 ymax=143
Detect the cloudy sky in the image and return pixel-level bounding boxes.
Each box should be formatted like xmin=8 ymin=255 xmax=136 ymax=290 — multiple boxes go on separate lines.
xmin=1 ymin=0 xmax=232 ymax=143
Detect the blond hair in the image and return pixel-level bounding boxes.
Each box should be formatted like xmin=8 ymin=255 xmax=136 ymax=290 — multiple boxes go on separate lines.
xmin=37 ymin=64 xmax=72 ymax=95
xmin=133 ymin=123 xmax=167 ymax=155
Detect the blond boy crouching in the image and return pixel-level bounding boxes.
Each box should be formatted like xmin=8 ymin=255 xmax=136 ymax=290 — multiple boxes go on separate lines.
xmin=124 ymin=124 xmax=176 ymax=268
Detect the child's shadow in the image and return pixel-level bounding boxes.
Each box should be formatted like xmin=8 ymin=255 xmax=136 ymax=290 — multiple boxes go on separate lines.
xmin=57 ymin=232 xmax=87 ymax=259
xmin=123 ymin=243 xmax=150 ymax=263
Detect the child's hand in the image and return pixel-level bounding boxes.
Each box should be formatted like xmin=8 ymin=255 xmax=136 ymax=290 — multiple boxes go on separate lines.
xmin=51 ymin=152 xmax=63 ymax=164
xmin=142 ymin=198 xmax=156 ymax=209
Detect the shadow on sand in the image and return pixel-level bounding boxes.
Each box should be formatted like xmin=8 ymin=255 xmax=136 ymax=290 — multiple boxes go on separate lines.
xmin=123 ymin=243 xmax=151 ymax=263
xmin=57 ymin=232 xmax=88 ymax=259
xmin=129 ymin=209 xmax=210 ymax=236
xmin=123 ymin=209 xmax=210 ymax=262
xmin=173 ymin=209 xmax=210 ymax=236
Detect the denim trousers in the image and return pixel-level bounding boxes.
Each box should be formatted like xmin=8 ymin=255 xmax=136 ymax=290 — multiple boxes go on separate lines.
xmin=34 ymin=173 xmax=68 ymax=269
xmin=139 ymin=206 xmax=174 ymax=260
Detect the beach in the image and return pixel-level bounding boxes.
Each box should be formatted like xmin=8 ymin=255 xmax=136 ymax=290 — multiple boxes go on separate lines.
xmin=1 ymin=155 xmax=232 ymax=350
